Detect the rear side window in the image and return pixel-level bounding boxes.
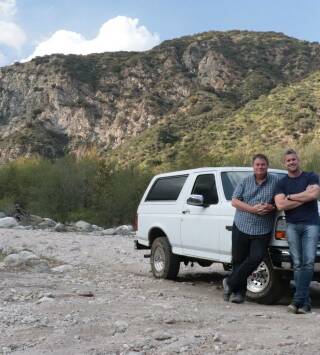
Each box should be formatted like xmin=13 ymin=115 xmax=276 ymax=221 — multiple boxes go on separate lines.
xmin=145 ymin=175 xmax=188 ymax=201
xmin=191 ymin=174 xmax=218 ymax=205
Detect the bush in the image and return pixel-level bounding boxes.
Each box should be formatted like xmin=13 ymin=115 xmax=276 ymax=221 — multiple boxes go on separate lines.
xmin=0 ymin=156 xmax=152 ymax=227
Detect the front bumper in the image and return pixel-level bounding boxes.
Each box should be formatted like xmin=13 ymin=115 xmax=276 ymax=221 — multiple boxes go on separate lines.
xmin=269 ymin=246 xmax=320 ymax=268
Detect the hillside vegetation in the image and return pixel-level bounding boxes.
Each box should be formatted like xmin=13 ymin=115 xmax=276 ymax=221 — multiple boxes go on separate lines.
xmin=1 ymin=30 xmax=320 ymax=164
xmin=110 ymin=70 xmax=320 ymax=171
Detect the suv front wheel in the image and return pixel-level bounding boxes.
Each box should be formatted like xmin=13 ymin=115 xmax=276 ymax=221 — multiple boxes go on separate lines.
xmin=246 ymin=256 xmax=290 ymax=304
xmin=151 ymin=237 xmax=180 ymax=279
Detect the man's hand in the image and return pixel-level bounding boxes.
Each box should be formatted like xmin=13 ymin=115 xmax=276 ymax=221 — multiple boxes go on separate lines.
xmin=252 ymin=203 xmax=274 ymax=215
xmin=275 ymin=193 xmax=303 ymax=210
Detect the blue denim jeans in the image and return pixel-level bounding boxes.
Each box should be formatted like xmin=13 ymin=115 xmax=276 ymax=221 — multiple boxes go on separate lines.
xmin=286 ymin=223 xmax=319 ymax=307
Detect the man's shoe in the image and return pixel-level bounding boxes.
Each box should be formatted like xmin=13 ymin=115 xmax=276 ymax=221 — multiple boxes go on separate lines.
xmin=287 ymin=303 xmax=298 ymax=314
xmin=230 ymin=292 xmax=245 ymax=304
xmin=298 ymin=305 xmax=311 ymax=314
xmin=222 ymin=278 xmax=231 ymax=301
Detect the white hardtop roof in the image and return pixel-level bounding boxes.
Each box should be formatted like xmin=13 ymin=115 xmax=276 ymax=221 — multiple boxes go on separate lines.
xmin=154 ymin=167 xmax=287 ymax=178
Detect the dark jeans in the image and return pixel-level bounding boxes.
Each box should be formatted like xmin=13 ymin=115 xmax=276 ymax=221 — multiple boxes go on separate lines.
xmin=227 ymin=224 xmax=271 ymax=294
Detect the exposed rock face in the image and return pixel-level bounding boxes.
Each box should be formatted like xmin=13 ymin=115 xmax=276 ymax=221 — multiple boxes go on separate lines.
xmin=1 ymin=30 xmax=320 ymax=162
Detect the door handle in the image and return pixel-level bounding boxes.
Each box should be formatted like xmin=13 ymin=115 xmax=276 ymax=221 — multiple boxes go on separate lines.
xmin=225 ymin=225 xmax=233 ymax=231
xmin=182 ymin=209 xmax=190 ymax=214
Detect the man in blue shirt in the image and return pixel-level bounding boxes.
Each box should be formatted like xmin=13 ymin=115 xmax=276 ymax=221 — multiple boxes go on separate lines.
xmin=222 ymin=154 xmax=279 ymax=303
xmin=275 ymin=149 xmax=320 ymax=314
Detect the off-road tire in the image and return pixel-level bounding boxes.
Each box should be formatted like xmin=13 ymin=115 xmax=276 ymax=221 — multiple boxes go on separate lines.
xmin=150 ymin=237 xmax=180 ymax=279
xmin=246 ymin=256 xmax=290 ymax=304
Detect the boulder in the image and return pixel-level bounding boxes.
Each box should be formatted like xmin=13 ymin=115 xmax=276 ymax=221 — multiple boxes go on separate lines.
xmin=37 ymin=218 xmax=57 ymax=229
xmin=3 ymin=253 xmax=21 ymax=267
xmin=101 ymin=228 xmax=117 ymax=235
xmin=26 ymin=215 xmax=44 ymax=226
xmin=115 ymin=225 xmax=134 ymax=235
xmin=18 ymin=250 xmax=39 ymax=264
xmin=54 ymin=223 xmax=66 ymax=232
xmin=0 ymin=217 xmax=19 ymax=228
xmin=74 ymin=220 xmax=93 ymax=232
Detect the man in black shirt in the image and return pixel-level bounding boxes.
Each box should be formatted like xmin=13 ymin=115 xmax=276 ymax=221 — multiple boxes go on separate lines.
xmin=275 ymin=149 xmax=320 ymax=314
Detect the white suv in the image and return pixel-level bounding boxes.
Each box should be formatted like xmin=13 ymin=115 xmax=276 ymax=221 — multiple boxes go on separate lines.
xmin=135 ymin=167 xmax=320 ymax=304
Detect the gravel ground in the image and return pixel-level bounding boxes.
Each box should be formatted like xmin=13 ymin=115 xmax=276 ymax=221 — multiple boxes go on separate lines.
xmin=1 ymin=228 xmax=320 ymax=355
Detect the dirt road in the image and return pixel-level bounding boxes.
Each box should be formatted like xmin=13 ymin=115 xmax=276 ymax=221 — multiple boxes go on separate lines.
xmin=1 ymin=228 xmax=320 ymax=354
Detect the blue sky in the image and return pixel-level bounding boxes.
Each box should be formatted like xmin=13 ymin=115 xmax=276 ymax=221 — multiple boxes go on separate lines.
xmin=0 ymin=0 xmax=319 ymax=67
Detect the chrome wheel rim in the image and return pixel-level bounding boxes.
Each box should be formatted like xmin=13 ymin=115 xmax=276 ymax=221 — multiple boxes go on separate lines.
xmin=153 ymin=246 xmax=165 ymax=272
xmin=247 ymin=261 xmax=270 ymax=293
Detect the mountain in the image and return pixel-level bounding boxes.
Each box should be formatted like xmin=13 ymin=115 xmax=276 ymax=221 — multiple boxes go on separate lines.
xmin=1 ymin=30 xmax=320 ymax=166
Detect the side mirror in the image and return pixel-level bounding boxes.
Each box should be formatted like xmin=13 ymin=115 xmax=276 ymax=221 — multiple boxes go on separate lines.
xmin=187 ymin=194 xmax=205 ymax=206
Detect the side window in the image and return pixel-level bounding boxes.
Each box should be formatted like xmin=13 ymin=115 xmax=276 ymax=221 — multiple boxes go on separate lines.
xmin=145 ymin=175 xmax=188 ymax=201
xmin=191 ymin=174 xmax=218 ymax=205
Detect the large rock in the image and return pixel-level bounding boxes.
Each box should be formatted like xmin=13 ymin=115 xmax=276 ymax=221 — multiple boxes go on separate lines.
xmin=26 ymin=214 xmax=44 ymax=226
xmin=18 ymin=250 xmax=39 ymax=264
xmin=3 ymin=253 xmax=21 ymax=267
xmin=115 ymin=225 xmax=134 ymax=236
xmin=74 ymin=220 xmax=93 ymax=232
xmin=101 ymin=228 xmax=117 ymax=236
xmin=37 ymin=218 xmax=57 ymax=229
xmin=3 ymin=250 xmax=49 ymax=272
xmin=0 ymin=217 xmax=19 ymax=228
xmin=54 ymin=223 xmax=66 ymax=232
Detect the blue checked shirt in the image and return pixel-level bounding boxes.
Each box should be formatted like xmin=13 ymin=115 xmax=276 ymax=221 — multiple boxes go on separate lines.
xmin=232 ymin=173 xmax=279 ymax=235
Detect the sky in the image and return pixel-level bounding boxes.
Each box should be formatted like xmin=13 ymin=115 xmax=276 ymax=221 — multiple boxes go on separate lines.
xmin=0 ymin=0 xmax=319 ymax=67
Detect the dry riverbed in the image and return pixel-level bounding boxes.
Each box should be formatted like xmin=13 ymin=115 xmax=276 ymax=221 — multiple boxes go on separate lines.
xmin=1 ymin=228 xmax=320 ymax=355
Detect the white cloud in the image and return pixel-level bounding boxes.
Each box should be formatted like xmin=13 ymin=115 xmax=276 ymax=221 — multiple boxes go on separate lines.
xmin=24 ymin=16 xmax=160 ymax=61
xmin=0 ymin=0 xmax=16 ymax=18
xmin=0 ymin=20 xmax=26 ymax=49
xmin=0 ymin=0 xmax=26 ymax=51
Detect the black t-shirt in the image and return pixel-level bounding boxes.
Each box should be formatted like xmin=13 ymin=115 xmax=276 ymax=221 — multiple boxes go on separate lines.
xmin=275 ymin=172 xmax=319 ymax=224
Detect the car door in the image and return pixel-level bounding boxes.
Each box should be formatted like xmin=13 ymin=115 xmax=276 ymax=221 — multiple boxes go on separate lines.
xmin=180 ymin=173 xmax=224 ymax=261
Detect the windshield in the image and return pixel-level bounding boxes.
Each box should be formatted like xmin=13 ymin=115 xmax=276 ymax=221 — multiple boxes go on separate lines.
xmin=221 ymin=171 xmax=286 ymax=201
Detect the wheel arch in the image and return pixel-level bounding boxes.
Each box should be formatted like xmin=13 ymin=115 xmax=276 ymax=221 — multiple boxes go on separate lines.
xmin=148 ymin=227 xmax=168 ymax=247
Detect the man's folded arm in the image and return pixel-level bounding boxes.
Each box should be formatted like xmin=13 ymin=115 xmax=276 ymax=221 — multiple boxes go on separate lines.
xmin=288 ymin=184 xmax=320 ymax=202
xmin=232 ymin=198 xmax=254 ymax=213
xmin=274 ymin=193 xmax=303 ymax=211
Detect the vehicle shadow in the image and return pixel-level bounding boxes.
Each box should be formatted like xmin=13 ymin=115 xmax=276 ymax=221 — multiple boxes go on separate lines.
xmin=176 ymin=269 xmax=320 ymax=308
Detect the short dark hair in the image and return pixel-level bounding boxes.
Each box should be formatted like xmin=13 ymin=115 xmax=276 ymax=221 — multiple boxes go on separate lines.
xmin=283 ymin=148 xmax=297 ymax=157
xmin=252 ymin=153 xmax=269 ymax=165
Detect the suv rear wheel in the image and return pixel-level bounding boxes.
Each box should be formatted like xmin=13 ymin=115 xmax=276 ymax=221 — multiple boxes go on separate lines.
xmin=246 ymin=256 xmax=290 ymax=304
xmin=151 ymin=237 xmax=180 ymax=279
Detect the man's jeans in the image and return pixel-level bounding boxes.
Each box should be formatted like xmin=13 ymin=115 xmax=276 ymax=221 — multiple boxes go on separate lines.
xmin=287 ymin=223 xmax=319 ymax=307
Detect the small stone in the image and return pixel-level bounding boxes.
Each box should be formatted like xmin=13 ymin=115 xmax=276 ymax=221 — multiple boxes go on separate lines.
xmin=114 ymin=320 xmax=128 ymax=334
xmin=37 ymin=297 xmax=54 ymax=304
xmin=153 ymin=331 xmax=172 ymax=341
xmin=77 ymin=291 xmax=94 ymax=297
xmin=51 ymin=264 xmax=73 ymax=273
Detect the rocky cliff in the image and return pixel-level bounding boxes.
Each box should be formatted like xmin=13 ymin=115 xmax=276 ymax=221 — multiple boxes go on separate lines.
xmin=1 ymin=30 xmax=320 ymax=163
